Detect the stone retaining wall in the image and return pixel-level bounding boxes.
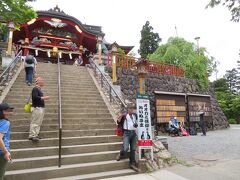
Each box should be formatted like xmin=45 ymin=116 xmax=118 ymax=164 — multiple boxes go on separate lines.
xmin=117 ymin=67 xmax=229 ymax=130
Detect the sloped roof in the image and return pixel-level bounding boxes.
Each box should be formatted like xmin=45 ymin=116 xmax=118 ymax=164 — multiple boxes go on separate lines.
xmin=37 ymin=6 xmax=102 ymax=36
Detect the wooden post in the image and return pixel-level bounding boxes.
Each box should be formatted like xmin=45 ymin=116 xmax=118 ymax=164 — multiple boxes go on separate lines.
xmin=112 ymin=54 xmax=117 ymax=83
xmin=7 ymin=29 xmax=14 ymax=56
xmin=98 ymin=43 xmax=102 ymax=65
xmin=139 ymin=73 xmax=145 ymax=95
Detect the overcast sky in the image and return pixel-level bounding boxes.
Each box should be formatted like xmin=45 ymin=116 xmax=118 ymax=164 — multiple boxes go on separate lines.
xmin=29 ymin=0 xmax=240 ymax=81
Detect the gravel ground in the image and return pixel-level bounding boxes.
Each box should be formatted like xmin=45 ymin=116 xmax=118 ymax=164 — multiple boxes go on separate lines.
xmin=167 ymin=125 xmax=240 ymax=164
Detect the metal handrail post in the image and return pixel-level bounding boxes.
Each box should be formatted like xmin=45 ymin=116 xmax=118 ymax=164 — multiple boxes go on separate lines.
xmin=89 ymin=57 xmax=127 ymax=108
xmin=109 ymin=86 xmax=112 ymax=102
xmin=101 ymin=74 xmax=103 ymax=88
xmin=57 ymin=57 xmax=62 ymax=167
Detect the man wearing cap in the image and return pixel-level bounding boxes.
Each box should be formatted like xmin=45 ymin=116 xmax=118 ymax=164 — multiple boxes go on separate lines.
xmin=29 ymin=77 xmax=49 ymax=142
xmin=116 ymin=104 xmax=139 ymax=171
xmin=0 ymin=103 xmax=14 ymax=179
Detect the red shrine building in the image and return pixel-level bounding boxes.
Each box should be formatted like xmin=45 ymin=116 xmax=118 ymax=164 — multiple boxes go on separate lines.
xmin=13 ymin=6 xmax=133 ymax=64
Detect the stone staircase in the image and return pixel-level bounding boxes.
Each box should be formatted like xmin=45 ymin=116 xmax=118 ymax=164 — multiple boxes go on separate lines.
xmin=4 ymin=63 xmax=135 ymax=179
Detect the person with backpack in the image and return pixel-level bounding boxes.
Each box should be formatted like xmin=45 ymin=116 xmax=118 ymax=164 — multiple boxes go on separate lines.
xmin=116 ymin=104 xmax=139 ymax=171
xmin=0 ymin=103 xmax=14 ymax=179
xmin=23 ymin=54 xmax=37 ymax=86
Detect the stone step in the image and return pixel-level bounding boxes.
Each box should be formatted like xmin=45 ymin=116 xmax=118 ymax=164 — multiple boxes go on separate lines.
xmin=10 ymin=135 xmax=120 ymax=149
xmin=6 ymin=103 xmax=107 ymax=109
xmin=11 ymin=123 xmax=115 ymax=132
xmin=11 ymin=129 xmax=115 ymax=140
xmin=11 ymin=142 xmax=122 ymax=159
xmin=8 ymin=150 xmax=120 ymax=171
xmin=7 ymin=95 xmax=104 ymax=101
xmin=13 ymin=106 xmax=109 ymax=113
xmin=48 ymin=169 xmax=135 ymax=180
xmin=8 ymin=88 xmax=98 ymax=94
xmin=5 ymin=160 xmax=129 ymax=180
xmin=10 ymin=117 xmax=114 ymax=126
xmin=11 ymin=112 xmax=112 ymax=119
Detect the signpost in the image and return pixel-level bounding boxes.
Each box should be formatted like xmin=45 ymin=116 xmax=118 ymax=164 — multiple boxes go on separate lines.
xmin=136 ymin=93 xmax=153 ymax=160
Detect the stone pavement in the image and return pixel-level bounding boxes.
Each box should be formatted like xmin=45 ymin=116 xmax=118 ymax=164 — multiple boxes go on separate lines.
xmin=104 ymin=125 xmax=240 ymax=180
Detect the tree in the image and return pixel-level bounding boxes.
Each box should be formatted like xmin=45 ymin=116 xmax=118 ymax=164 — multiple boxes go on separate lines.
xmin=148 ymin=37 xmax=217 ymax=89
xmin=0 ymin=0 xmax=36 ymax=27
xmin=207 ymin=0 xmax=240 ymax=22
xmin=138 ymin=21 xmax=161 ymax=59
xmin=212 ymin=78 xmax=229 ymax=92
xmin=224 ymin=68 xmax=239 ymax=93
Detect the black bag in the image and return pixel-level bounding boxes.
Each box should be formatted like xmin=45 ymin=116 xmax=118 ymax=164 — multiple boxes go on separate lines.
xmin=189 ymin=127 xmax=197 ymax=136
xmin=25 ymin=55 xmax=34 ymax=64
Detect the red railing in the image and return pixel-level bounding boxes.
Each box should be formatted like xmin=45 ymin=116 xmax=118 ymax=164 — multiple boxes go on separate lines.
xmin=106 ymin=53 xmax=185 ymax=77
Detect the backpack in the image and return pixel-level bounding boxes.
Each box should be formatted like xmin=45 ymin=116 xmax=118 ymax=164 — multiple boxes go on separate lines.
xmin=25 ymin=55 xmax=34 ymax=64
xmin=180 ymin=127 xmax=190 ymax=136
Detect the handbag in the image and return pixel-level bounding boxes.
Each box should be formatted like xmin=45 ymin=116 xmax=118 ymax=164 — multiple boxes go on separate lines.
xmin=24 ymin=95 xmax=32 ymax=113
xmin=116 ymin=124 xmax=123 ymax=137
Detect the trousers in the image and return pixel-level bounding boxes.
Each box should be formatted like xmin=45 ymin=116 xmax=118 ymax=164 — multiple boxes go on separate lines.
xmin=0 ymin=155 xmax=8 ymax=180
xmin=25 ymin=66 xmax=33 ymax=83
xmin=120 ymin=130 xmax=137 ymax=164
xmin=29 ymin=107 xmax=45 ymax=138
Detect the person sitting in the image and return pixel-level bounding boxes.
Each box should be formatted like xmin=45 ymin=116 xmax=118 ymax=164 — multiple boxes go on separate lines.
xmin=168 ymin=116 xmax=180 ymax=136
xmin=74 ymin=55 xmax=83 ymax=66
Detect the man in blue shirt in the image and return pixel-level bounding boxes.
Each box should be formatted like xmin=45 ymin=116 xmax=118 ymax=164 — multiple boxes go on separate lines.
xmin=0 ymin=103 xmax=14 ymax=179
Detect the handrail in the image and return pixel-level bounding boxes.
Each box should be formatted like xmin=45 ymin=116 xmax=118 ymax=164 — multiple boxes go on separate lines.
xmin=57 ymin=57 xmax=62 ymax=167
xmin=0 ymin=50 xmax=22 ymax=86
xmin=89 ymin=58 xmax=127 ymax=109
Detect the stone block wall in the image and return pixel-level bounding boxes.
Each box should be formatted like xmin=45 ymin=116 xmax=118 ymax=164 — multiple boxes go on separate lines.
xmin=117 ymin=67 xmax=229 ymax=130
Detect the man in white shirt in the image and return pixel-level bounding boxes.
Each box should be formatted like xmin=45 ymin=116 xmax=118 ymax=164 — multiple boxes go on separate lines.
xmin=116 ymin=104 xmax=138 ymax=171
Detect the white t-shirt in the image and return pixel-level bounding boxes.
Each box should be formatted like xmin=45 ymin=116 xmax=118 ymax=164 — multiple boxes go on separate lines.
xmin=123 ymin=114 xmax=137 ymax=130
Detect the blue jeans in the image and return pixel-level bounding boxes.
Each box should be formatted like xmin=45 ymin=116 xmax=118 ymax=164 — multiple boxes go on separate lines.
xmin=120 ymin=130 xmax=137 ymax=164
xmin=25 ymin=67 xmax=33 ymax=83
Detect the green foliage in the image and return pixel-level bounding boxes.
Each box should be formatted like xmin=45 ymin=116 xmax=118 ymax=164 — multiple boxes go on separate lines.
xmin=224 ymin=68 xmax=239 ymax=93
xmin=212 ymin=78 xmax=229 ymax=92
xmin=207 ymin=0 xmax=240 ymax=22
xmin=138 ymin=21 xmax=161 ymax=59
xmin=228 ymin=118 xmax=237 ymax=124
xmin=149 ymin=37 xmax=217 ymax=89
xmin=116 ymin=48 xmax=126 ymax=57
xmin=0 ymin=0 xmax=37 ymax=27
xmin=215 ymin=87 xmax=240 ymax=124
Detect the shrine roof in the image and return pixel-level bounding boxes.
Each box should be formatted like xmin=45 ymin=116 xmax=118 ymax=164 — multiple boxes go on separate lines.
xmin=36 ymin=6 xmax=102 ymax=36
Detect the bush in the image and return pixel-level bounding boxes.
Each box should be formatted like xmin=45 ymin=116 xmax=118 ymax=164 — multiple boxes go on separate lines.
xmin=228 ymin=118 xmax=237 ymax=124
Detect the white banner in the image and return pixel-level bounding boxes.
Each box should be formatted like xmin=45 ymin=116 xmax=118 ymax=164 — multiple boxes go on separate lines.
xmin=136 ymin=94 xmax=153 ymax=148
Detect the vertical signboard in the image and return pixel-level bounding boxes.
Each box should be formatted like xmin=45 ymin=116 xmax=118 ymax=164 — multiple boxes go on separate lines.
xmin=136 ymin=93 xmax=153 ymax=160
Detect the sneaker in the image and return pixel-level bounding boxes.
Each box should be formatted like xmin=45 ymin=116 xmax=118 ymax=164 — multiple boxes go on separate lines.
xmin=36 ymin=136 xmax=42 ymax=139
xmin=116 ymin=154 xmax=121 ymax=161
xmin=27 ymin=82 xmax=31 ymax=86
xmin=29 ymin=137 xmax=39 ymax=142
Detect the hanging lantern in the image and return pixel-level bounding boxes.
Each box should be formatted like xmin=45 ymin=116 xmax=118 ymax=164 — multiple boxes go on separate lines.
xmin=52 ymin=46 xmax=58 ymax=57
xmin=35 ymin=49 xmax=38 ymax=56
xmin=69 ymin=53 xmax=72 ymax=59
xmin=79 ymin=45 xmax=84 ymax=55
xmin=47 ymin=51 xmax=51 ymax=57
xmin=59 ymin=52 xmax=62 ymax=59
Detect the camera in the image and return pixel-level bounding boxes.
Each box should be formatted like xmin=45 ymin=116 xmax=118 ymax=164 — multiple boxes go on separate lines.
xmin=133 ymin=123 xmax=138 ymax=128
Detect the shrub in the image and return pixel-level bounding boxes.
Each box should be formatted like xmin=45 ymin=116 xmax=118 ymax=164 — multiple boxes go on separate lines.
xmin=228 ymin=118 xmax=237 ymax=124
